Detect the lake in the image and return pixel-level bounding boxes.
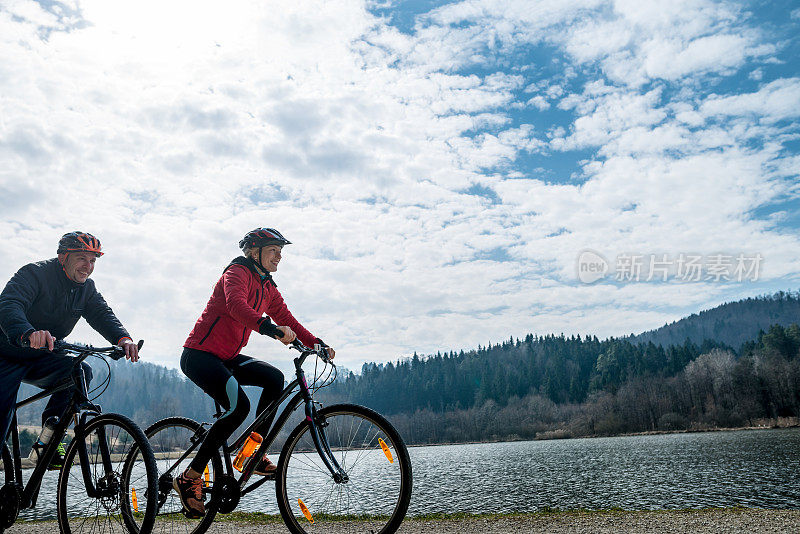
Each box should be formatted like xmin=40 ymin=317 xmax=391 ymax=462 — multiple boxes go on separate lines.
xmin=14 ymin=427 xmax=800 ymax=521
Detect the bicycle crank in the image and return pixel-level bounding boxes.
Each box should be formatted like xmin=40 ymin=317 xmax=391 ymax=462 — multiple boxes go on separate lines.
xmin=0 ymin=483 xmax=21 ymax=529
xmin=213 ymin=474 xmax=241 ymax=514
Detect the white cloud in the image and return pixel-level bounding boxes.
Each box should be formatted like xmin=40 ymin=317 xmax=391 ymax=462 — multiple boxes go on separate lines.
xmin=641 ymin=34 xmax=751 ymax=80
xmin=552 ymin=87 xmax=667 ymax=150
xmin=526 ymin=95 xmax=550 ymax=110
xmin=700 ymin=78 xmax=800 ymax=123
xmin=551 ymin=0 xmax=774 ymax=86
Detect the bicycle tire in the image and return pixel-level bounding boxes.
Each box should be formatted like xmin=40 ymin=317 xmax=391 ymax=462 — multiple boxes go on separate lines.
xmin=276 ymin=404 xmax=412 ymax=534
xmin=1 ymin=443 xmax=20 ymax=532
xmin=133 ymin=416 xmax=223 ymax=534
xmin=56 ymin=413 xmax=159 ymax=534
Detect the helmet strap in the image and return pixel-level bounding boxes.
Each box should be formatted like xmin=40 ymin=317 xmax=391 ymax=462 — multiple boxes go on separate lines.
xmin=251 ymin=247 xmax=268 ymax=276
xmin=58 ymin=253 xmax=81 ymax=284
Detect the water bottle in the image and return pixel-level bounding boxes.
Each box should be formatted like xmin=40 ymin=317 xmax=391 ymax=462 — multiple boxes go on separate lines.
xmin=27 ymin=416 xmax=59 ymax=462
xmin=232 ymin=432 xmax=263 ymax=471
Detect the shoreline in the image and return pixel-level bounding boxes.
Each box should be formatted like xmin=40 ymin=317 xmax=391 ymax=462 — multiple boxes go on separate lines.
xmin=404 ymin=419 xmax=800 ymax=448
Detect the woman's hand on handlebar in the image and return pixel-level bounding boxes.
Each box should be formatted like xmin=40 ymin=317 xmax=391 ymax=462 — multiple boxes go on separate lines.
xmin=27 ymin=330 xmax=55 ymax=351
xmin=325 ymin=346 xmax=335 ymax=360
xmin=276 ymin=326 xmax=296 ymax=345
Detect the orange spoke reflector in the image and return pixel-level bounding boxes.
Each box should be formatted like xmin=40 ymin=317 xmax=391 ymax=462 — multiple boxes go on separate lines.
xmin=379 ymin=438 xmax=394 ymax=463
xmin=131 ymin=487 xmax=139 ymax=512
xmin=204 ymin=465 xmax=210 ymax=487
xmin=298 ymin=499 xmax=314 ymax=524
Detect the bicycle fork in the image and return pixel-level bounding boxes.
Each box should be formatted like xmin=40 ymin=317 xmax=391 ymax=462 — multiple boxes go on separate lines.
xmin=74 ymin=412 xmax=118 ymax=499
xmin=304 ymin=401 xmax=349 ymax=484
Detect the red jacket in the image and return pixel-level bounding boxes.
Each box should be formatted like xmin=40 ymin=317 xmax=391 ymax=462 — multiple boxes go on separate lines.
xmin=184 ymin=257 xmax=317 ymax=360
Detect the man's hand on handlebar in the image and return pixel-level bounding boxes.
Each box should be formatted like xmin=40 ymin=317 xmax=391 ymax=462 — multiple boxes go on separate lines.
xmin=27 ymin=330 xmax=55 ymax=351
xmin=120 ymin=339 xmax=140 ymax=362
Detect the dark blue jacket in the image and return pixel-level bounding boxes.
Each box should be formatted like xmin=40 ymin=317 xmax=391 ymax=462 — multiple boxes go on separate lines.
xmin=0 ymin=258 xmax=130 ymax=361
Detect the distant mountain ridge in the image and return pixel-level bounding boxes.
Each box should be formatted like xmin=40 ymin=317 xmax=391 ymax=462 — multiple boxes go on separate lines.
xmin=631 ymin=290 xmax=800 ymax=349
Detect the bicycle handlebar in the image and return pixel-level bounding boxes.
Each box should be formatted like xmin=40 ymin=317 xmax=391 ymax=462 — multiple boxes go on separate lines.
xmin=289 ymin=339 xmax=334 ymax=365
xmin=53 ymin=339 xmax=144 ymax=360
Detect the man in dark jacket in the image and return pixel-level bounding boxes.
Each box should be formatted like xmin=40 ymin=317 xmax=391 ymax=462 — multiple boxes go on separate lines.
xmin=0 ymin=231 xmax=139 ymax=468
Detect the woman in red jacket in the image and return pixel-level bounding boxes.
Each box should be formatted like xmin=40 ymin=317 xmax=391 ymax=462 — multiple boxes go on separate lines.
xmin=173 ymin=228 xmax=334 ymax=518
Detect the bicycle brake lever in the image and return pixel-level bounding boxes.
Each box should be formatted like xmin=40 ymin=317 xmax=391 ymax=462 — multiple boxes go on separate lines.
xmin=314 ymin=344 xmax=332 ymax=363
xmin=110 ymin=339 xmax=144 ymax=360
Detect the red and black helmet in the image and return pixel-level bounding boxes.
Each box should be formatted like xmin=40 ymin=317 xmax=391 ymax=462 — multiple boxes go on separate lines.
xmin=239 ymin=228 xmax=291 ymax=251
xmin=57 ymin=231 xmax=104 ymax=257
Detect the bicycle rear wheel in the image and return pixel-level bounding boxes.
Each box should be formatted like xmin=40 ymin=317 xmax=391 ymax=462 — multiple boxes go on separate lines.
xmin=136 ymin=417 xmax=222 ymax=534
xmin=1 ymin=442 xmax=13 ymax=484
xmin=276 ymin=404 xmax=412 ymax=534
xmin=57 ymin=413 xmax=158 ymax=534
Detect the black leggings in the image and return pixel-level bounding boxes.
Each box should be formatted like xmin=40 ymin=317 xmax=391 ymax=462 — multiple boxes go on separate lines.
xmin=180 ymin=347 xmax=284 ymax=473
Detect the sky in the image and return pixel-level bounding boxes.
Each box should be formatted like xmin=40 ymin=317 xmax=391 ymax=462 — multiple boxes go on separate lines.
xmin=0 ymin=0 xmax=798 ymax=377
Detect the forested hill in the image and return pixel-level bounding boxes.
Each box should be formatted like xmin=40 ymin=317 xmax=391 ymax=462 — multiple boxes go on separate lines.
xmin=321 ymin=291 xmax=800 ymax=415
xmin=13 ymin=291 xmax=800 ymax=446
xmin=631 ymin=291 xmax=800 ymax=349
xmin=319 ymin=322 xmax=799 ymax=443
xmin=319 ymin=333 xmax=729 ymax=415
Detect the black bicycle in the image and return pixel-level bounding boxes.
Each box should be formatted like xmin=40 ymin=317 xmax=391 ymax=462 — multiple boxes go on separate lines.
xmin=0 ymin=340 xmax=159 ymax=534
xmin=128 ymin=340 xmax=412 ymax=534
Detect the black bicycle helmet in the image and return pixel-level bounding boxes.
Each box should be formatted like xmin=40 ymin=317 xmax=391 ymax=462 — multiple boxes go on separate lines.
xmin=57 ymin=231 xmax=104 ymax=257
xmin=238 ymin=228 xmax=291 ymax=251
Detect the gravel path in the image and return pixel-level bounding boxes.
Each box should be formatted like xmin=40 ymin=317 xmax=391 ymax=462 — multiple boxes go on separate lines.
xmin=391 ymin=510 xmax=800 ymax=533
xmin=7 ymin=509 xmax=800 ymax=534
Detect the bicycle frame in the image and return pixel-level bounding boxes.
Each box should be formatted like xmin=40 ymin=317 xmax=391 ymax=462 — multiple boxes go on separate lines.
xmin=3 ymin=349 xmax=117 ymax=510
xmin=160 ymin=344 xmax=346 ymax=497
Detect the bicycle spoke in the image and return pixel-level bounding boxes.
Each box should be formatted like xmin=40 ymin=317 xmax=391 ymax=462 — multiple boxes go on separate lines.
xmin=131 ymin=417 xmax=220 ymax=534
xmin=278 ymin=405 xmax=411 ymax=533
xmin=58 ymin=415 xmax=158 ymax=534
xmin=290 ymin=453 xmax=329 ymax=474
xmin=342 ymin=422 xmax=381 ymax=474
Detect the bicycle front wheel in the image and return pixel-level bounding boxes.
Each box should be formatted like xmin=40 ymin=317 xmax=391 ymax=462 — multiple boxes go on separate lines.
xmin=276 ymin=404 xmax=412 ymax=534
xmin=57 ymin=413 xmax=158 ymax=534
